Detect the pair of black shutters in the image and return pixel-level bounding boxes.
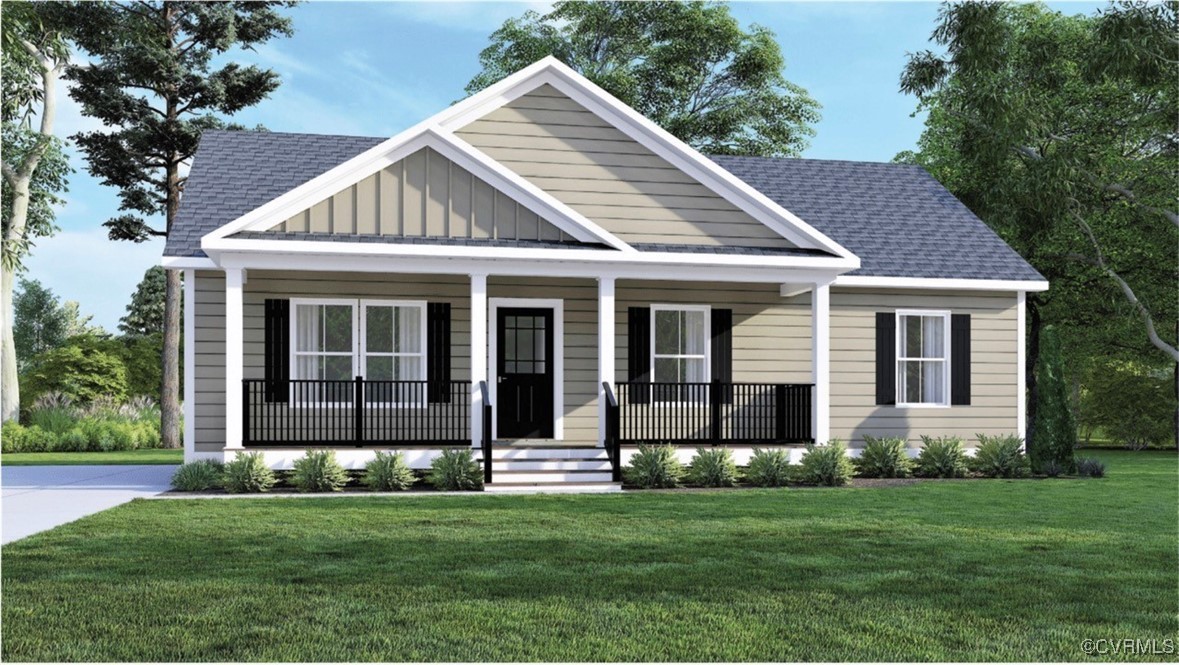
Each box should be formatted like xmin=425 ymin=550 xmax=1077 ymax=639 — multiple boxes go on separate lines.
xmin=262 ymin=299 xmax=452 ymax=403
xmin=875 ymin=311 xmax=971 ymax=406
xmin=626 ymin=306 xmax=732 ymax=404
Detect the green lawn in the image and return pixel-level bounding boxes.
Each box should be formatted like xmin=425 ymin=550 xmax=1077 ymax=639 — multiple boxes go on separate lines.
xmin=2 ymin=450 xmax=1175 ymax=661
xmin=1 ymin=449 xmax=183 ymax=466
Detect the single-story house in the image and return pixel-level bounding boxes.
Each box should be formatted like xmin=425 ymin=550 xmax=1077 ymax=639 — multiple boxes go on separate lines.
xmin=165 ymin=57 xmax=1046 ymax=491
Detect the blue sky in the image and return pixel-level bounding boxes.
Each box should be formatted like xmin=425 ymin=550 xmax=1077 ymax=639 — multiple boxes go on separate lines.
xmin=27 ymin=0 xmax=1102 ymax=331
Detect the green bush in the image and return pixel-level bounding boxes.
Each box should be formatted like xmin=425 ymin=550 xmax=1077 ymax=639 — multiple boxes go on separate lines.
xmin=915 ymin=436 xmax=969 ymax=478
xmin=20 ymin=344 xmax=129 ymax=411
xmin=171 ymin=460 xmax=223 ymax=491
xmin=363 ymin=451 xmax=417 ymax=491
xmin=2 ymin=421 xmax=32 ymax=452
xmin=1076 ymin=457 xmax=1106 ymax=478
xmin=222 ymin=452 xmax=277 ymax=493
xmin=745 ymin=448 xmax=793 ymax=487
xmin=291 ymin=450 xmax=350 ymax=492
xmin=799 ymin=441 xmax=854 ymax=486
xmin=686 ymin=447 xmax=739 ymax=487
xmin=623 ymin=443 xmax=684 ymax=489
xmin=855 ymin=436 xmax=913 ymax=478
xmin=1083 ymin=360 xmax=1175 ymax=450
xmin=970 ymin=434 xmax=1029 ymax=478
xmin=427 ymin=449 xmax=483 ymax=491
xmin=1029 ymin=326 xmax=1076 ymax=473
xmin=1039 ymin=458 xmax=1064 ymax=478
xmin=27 ymin=393 xmax=79 ymax=433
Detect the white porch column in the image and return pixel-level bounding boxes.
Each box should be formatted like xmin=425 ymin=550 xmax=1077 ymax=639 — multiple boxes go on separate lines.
xmin=811 ymin=282 xmax=831 ymax=444
xmin=223 ymin=268 xmax=245 ymax=451
xmin=183 ymin=269 xmax=196 ymax=462
xmin=597 ymin=276 xmax=616 ymax=446
xmin=470 ymin=273 xmax=488 ymax=448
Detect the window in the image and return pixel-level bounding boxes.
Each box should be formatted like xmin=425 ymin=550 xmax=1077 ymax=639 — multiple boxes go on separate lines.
xmin=897 ymin=311 xmax=949 ymax=406
xmin=651 ymin=305 xmax=709 ymax=402
xmin=290 ymin=299 xmax=426 ymax=404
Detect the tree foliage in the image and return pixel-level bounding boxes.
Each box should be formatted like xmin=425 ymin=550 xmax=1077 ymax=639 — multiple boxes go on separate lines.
xmin=20 ymin=343 xmax=128 ymax=410
xmin=119 ymin=266 xmax=168 ymax=337
xmin=466 ymin=0 xmax=820 ymax=157
xmin=13 ymin=278 xmax=81 ymax=370
xmin=1030 ymin=326 xmax=1077 ymax=472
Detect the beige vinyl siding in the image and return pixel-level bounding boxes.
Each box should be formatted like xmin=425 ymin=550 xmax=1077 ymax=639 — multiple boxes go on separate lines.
xmin=193 ymin=271 xmax=226 ymax=452
xmin=829 ymin=288 xmax=1019 ymax=447
xmin=457 ymin=85 xmax=795 ymax=249
xmin=268 ymin=146 xmax=572 ymax=242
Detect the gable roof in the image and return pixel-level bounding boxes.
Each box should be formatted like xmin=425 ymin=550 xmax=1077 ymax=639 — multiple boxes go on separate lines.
xmin=167 ymin=130 xmax=1043 ymax=283
xmin=711 ymin=156 xmax=1044 ymax=282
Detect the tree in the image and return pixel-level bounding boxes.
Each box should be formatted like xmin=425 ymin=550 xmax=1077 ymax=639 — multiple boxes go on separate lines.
xmin=20 ymin=343 xmax=128 ymax=411
xmin=119 ymin=266 xmax=168 ymax=337
xmin=466 ymin=0 xmax=820 ymax=157
xmin=1 ymin=1 xmax=72 ymax=422
xmin=898 ymin=2 xmax=1178 ymax=448
xmin=13 ymin=278 xmax=68 ymax=369
xmin=1029 ymin=326 xmax=1076 ymax=472
xmin=65 ymin=1 xmax=297 ymax=448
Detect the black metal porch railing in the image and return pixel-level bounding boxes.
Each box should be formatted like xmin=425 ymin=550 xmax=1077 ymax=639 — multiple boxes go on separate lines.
xmin=242 ymin=378 xmax=470 ymax=447
xmin=611 ymin=381 xmax=813 ymax=445
xmin=603 ymin=382 xmax=622 ymax=482
xmin=479 ymin=380 xmax=492 ymax=484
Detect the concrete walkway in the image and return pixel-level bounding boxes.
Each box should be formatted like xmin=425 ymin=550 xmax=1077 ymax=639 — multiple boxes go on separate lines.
xmin=2 ymin=465 xmax=177 ymax=545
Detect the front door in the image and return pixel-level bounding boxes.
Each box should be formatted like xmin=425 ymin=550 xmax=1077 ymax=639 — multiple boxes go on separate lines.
xmin=496 ymin=307 xmax=555 ymax=439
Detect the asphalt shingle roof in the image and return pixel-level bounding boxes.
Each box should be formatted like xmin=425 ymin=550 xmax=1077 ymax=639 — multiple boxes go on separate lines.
xmin=169 ymin=130 xmax=1043 ymax=282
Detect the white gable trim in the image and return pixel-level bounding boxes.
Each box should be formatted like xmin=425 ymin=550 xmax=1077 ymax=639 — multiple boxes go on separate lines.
xmin=201 ymin=128 xmax=634 ymax=252
xmin=834 ymin=275 xmax=1049 ymax=293
xmin=437 ymin=57 xmax=858 ymax=263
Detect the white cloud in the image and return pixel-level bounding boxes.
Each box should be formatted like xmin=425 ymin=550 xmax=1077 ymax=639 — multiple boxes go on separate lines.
xmin=20 ymin=230 xmax=165 ymax=332
xmin=382 ymin=1 xmax=553 ymax=33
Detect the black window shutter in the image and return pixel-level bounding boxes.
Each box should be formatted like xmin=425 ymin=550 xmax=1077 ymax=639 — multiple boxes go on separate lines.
xmin=951 ymin=313 xmax=971 ymax=405
xmin=427 ymin=302 xmax=452 ymax=403
xmin=627 ymin=306 xmax=651 ymax=404
xmin=711 ymin=308 xmax=733 ymax=404
xmin=875 ymin=312 xmax=896 ymax=405
xmin=263 ymin=299 xmax=290 ymax=402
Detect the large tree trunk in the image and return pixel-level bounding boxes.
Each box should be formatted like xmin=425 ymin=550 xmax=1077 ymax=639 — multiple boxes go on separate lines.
xmin=1 ymin=262 xmax=20 ymax=422
xmin=160 ymin=268 xmax=181 ymax=448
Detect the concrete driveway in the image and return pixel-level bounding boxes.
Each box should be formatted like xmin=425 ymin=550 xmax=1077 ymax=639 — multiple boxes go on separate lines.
xmin=2 ymin=465 xmax=177 ymax=545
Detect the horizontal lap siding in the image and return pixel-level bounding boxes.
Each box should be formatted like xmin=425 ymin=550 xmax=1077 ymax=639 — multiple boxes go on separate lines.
xmin=270 ymin=146 xmax=569 ymax=242
xmin=457 ymin=85 xmax=795 ymax=249
xmin=829 ymin=288 xmax=1019 ymax=447
xmin=194 ymin=271 xmax=227 ymax=452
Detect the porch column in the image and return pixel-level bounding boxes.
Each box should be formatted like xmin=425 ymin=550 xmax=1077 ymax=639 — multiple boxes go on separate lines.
xmin=470 ymin=273 xmax=488 ymax=448
xmin=224 ymin=268 xmax=245 ymax=452
xmin=811 ymin=282 xmax=831 ymax=444
xmin=597 ymin=276 xmax=616 ymax=446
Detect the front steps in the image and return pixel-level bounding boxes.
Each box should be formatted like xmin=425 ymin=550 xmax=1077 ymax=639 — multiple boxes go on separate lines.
xmin=484 ymin=445 xmax=621 ymax=493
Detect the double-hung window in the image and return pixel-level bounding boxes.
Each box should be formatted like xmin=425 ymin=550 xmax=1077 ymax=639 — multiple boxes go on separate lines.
xmin=897 ymin=310 xmax=950 ymax=407
xmin=290 ymin=298 xmax=427 ymax=404
xmin=651 ymin=305 xmax=709 ymax=403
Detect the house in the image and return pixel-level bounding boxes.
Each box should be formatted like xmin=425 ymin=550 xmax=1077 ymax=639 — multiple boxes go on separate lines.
xmin=165 ymin=57 xmax=1046 ymax=491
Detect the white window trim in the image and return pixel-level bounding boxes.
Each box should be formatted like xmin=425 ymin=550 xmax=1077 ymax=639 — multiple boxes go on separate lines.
xmin=359 ymin=299 xmax=429 ymax=407
xmin=650 ymin=304 xmax=711 ymax=407
xmin=895 ymin=309 xmax=951 ymax=409
xmin=288 ymin=297 xmax=428 ymax=408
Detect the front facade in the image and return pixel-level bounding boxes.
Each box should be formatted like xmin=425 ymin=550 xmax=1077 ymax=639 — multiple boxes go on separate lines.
xmin=167 ymin=58 xmax=1046 ymax=489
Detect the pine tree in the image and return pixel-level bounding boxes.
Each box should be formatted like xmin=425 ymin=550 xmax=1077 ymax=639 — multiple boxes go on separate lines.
xmin=119 ymin=266 xmax=168 ymax=338
xmin=1030 ymin=325 xmax=1077 ymax=473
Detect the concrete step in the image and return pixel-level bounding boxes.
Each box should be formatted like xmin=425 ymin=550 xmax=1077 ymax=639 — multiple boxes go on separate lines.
xmin=489 ymin=470 xmax=614 ymax=484
xmin=491 ymin=459 xmax=612 ymax=472
xmin=491 ymin=447 xmax=608 ymax=461
xmin=485 ymin=482 xmax=622 ymax=494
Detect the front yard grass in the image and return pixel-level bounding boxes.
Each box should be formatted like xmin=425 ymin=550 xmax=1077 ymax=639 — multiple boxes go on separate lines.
xmin=1 ymin=449 xmax=183 ymax=466
xmin=2 ymin=450 xmax=1175 ymax=661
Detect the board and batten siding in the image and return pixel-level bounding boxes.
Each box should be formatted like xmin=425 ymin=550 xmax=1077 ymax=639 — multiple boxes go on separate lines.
xmin=266 ymin=146 xmax=572 ymax=242
xmin=828 ymin=288 xmax=1020 ymax=446
xmin=456 ymin=84 xmax=795 ymax=249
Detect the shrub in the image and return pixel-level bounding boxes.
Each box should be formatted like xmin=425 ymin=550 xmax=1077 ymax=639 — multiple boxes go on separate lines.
xmin=427 ymin=449 xmax=483 ymax=491
xmin=222 ymin=452 xmax=277 ymax=493
xmin=799 ymin=441 xmax=854 ymax=486
xmin=855 ymin=436 xmax=912 ymax=478
xmin=171 ymin=460 xmax=224 ymax=491
xmin=291 ymin=450 xmax=350 ymax=492
xmin=1029 ymin=326 xmax=1077 ymax=473
xmin=1039 ymin=458 xmax=1064 ymax=478
xmin=27 ymin=392 xmax=79 ymax=433
xmin=1076 ymin=457 xmax=1106 ymax=478
xmin=2 ymin=421 xmax=31 ymax=452
xmin=1083 ymin=360 xmax=1175 ymax=450
xmin=686 ymin=447 xmax=739 ymax=487
xmin=623 ymin=443 xmax=684 ymax=489
xmin=915 ymin=436 xmax=968 ymax=478
xmin=971 ymin=434 xmax=1029 ymax=478
xmin=363 ymin=451 xmax=417 ymax=491
xmin=745 ymin=448 xmax=792 ymax=487
xmin=19 ymin=344 xmax=129 ymax=411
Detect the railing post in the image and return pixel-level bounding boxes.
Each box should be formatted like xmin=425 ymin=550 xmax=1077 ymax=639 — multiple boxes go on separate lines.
xmin=710 ymin=378 xmax=722 ymax=444
xmin=775 ymin=384 xmax=787 ymax=442
xmin=480 ymin=381 xmax=492 ymax=484
xmin=353 ymin=376 xmax=364 ymax=447
xmin=241 ymin=379 xmax=250 ymax=446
